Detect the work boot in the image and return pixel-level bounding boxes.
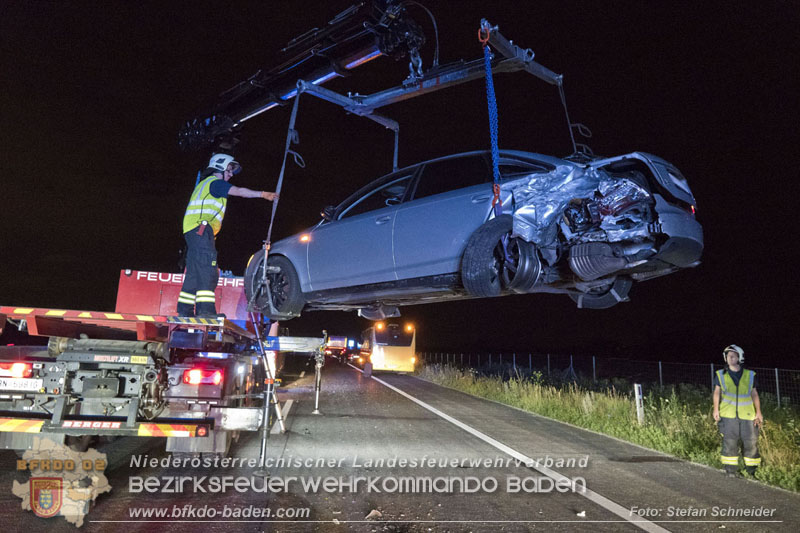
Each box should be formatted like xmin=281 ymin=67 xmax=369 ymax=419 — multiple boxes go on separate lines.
xmin=745 ymin=466 xmax=758 ymax=476
xmin=176 ymin=303 xmax=195 ymax=317
xmin=195 ymin=302 xmax=223 ymax=318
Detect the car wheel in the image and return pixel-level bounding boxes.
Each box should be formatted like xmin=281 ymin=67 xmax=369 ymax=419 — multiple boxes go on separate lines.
xmin=569 ymin=276 xmax=633 ymax=309
xmin=244 ymin=251 xmax=305 ymax=318
xmin=462 ymin=215 xmax=536 ymax=297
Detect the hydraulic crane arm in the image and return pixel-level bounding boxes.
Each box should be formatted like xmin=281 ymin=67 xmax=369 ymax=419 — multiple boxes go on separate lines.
xmin=178 ymin=0 xmax=425 ymax=151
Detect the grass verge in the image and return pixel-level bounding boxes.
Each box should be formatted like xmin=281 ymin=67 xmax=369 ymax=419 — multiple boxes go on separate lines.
xmin=416 ymin=365 xmax=800 ymax=492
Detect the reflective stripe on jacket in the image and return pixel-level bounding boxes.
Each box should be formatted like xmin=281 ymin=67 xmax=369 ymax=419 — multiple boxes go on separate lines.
xmin=183 ymin=177 xmax=227 ymax=235
xmin=717 ymin=369 xmax=756 ymax=420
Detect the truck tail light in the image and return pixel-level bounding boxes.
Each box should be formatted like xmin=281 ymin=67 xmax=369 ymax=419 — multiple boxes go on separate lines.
xmin=183 ymin=368 xmax=223 ymax=386
xmin=0 ymin=362 xmax=33 ymax=378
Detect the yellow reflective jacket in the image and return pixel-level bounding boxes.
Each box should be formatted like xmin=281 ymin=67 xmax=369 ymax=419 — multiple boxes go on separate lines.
xmin=716 ymin=368 xmax=756 ymax=420
xmin=183 ymin=177 xmax=227 ymax=235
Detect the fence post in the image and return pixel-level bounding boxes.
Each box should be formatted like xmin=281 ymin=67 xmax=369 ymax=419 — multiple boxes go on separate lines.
xmin=547 ymin=354 xmax=551 ymax=376
xmin=460 ymin=353 xmax=463 ymax=367
xmin=469 ymin=353 xmax=472 ymax=367
xmin=529 ymin=353 xmax=532 ymax=369
xmin=775 ymin=368 xmax=781 ymax=408
xmin=634 ymin=384 xmax=645 ymax=425
xmin=592 ymin=356 xmax=596 ymax=382
xmin=513 ymin=352 xmax=516 ymax=370
xmin=710 ymin=363 xmax=715 ymax=390
xmin=658 ymin=361 xmax=663 ymax=388
xmin=489 ymin=353 xmax=492 ymax=366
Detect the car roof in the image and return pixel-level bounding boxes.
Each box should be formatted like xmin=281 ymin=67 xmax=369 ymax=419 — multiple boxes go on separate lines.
xmin=391 ymin=149 xmax=573 ymax=174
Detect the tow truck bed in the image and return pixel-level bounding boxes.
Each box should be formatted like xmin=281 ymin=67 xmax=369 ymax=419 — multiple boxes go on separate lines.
xmin=0 ymin=270 xmax=324 ymax=454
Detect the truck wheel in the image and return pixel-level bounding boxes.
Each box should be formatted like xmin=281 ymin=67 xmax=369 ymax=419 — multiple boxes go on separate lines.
xmin=245 ymin=251 xmax=304 ymax=318
xmin=461 ymin=215 xmax=514 ymax=297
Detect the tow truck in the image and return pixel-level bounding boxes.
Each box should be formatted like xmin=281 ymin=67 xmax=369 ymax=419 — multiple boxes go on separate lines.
xmin=3 ymin=0 xmax=575 ymax=454
xmin=1 ymin=1 xmax=427 ymax=456
xmin=0 ymin=270 xmax=325 ymax=456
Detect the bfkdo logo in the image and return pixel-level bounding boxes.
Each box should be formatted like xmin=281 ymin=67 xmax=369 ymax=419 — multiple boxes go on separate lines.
xmin=30 ymin=477 xmax=63 ymax=518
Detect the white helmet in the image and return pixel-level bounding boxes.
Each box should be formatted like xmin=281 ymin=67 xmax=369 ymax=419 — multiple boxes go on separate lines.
xmin=208 ymin=153 xmax=241 ymax=174
xmin=723 ymin=344 xmax=744 ymax=363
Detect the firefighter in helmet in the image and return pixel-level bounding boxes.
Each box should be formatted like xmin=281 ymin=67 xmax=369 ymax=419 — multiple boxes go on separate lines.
xmin=712 ymin=344 xmax=764 ymax=476
xmin=177 ymin=153 xmax=277 ymax=317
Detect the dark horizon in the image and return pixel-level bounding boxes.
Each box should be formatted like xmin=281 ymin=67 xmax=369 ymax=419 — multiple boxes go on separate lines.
xmin=1 ymin=2 xmax=798 ymax=368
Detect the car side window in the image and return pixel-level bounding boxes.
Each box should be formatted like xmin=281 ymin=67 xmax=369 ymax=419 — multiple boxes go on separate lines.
xmin=499 ymin=163 xmax=550 ymax=180
xmin=412 ymin=156 xmax=490 ymax=199
xmin=339 ymin=175 xmax=413 ymax=219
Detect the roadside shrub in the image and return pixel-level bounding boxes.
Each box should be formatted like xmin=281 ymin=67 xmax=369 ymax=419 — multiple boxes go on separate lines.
xmin=416 ymin=366 xmax=800 ymax=492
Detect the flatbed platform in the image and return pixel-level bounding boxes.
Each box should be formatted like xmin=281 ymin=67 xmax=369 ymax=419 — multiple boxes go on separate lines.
xmin=0 ymin=306 xmax=257 ymax=342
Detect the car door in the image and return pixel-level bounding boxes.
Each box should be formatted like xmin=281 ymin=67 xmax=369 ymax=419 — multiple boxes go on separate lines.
xmin=393 ymin=154 xmax=494 ymax=280
xmin=307 ymin=173 xmax=414 ymax=291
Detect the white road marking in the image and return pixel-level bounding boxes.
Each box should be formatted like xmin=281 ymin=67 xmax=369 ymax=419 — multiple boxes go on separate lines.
xmin=270 ymin=399 xmax=294 ymax=434
xmin=347 ymin=364 xmax=668 ymax=533
xmin=299 ymin=371 xmax=306 ymax=378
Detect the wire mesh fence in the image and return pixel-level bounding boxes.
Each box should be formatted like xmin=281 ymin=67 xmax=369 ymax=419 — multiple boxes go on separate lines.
xmin=417 ymin=351 xmax=800 ymax=407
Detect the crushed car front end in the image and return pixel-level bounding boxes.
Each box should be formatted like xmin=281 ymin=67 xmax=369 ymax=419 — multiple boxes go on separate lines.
xmin=505 ymin=151 xmax=702 ymax=308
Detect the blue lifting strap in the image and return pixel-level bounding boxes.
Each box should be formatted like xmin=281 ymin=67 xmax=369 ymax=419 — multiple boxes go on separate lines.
xmin=482 ymin=38 xmax=502 ymax=216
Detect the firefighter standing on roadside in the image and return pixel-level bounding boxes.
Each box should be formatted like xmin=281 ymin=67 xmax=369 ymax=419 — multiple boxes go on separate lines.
xmin=177 ymin=153 xmax=277 ymax=317
xmin=712 ymin=344 xmax=764 ymax=476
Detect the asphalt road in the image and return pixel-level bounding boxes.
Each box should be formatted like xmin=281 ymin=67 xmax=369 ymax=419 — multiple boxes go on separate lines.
xmin=1 ymin=359 xmax=797 ymax=532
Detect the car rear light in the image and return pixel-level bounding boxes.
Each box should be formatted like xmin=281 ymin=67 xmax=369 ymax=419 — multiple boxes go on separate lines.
xmin=691 ymin=205 xmax=696 ymax=215
xmin=0 ymin=362 xmax=33 ymax=378
xmin=183 ymin=368 xmax=223 ymax=386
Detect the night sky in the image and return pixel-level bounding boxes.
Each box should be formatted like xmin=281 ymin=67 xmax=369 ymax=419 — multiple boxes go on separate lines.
xmin=1 ymin=1 xmax=798 ymax=366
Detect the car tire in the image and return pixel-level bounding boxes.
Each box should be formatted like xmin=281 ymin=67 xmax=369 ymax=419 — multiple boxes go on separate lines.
xmin=244 ymin=251 xmax=305 ymax=318
xmin=569 ymin=276 xmax=633 ymax=309
xmin=461 ymin=215 xmax=515 ymax=297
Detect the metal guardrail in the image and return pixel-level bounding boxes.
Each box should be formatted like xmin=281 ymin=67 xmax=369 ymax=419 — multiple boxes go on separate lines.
xmin=418 ymin=352 xmax=800 ymax=407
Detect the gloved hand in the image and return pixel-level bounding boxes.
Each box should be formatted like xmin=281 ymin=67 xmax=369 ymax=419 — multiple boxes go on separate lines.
xmin=261 ymin=191 xmax=278 ymax=201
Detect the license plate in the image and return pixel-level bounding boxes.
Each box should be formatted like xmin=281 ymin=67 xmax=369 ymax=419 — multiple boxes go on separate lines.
xmin=0 ymin=378 xmax=43 ymax=392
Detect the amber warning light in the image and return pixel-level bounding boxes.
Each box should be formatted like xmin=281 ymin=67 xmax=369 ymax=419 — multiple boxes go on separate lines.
xmin=183 ymin=368 xmax=223 ymax=386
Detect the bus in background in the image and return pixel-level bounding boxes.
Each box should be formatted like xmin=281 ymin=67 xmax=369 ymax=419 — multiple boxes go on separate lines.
xmin=359 ymin=322 xmax=416 ymax=372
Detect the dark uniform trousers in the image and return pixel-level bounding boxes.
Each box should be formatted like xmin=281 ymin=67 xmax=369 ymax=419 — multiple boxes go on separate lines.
xmin=178 ymin=227 xmax=219 ymax=316
xmin=719 ymin=417 xmax=760 ymax=474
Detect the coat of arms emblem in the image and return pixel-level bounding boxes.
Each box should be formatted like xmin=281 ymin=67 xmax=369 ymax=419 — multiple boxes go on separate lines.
xmin=30 ymin=477 xmax=63 ymax=518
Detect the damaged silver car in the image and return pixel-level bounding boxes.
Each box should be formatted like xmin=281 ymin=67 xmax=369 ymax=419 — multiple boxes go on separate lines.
xmin=245 ymin=150 xmax=702 ymax=320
